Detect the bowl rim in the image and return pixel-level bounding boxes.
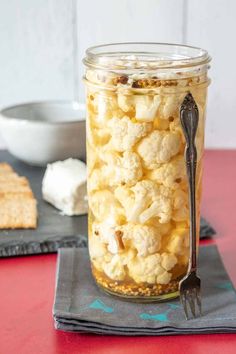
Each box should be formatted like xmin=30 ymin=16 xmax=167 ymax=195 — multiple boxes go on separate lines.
xmin=0 ymin=100 xmax=86 ymax=125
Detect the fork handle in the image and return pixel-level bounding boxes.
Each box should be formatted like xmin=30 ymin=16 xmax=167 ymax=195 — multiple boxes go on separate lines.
xmin=185 ymin=145 xmax=197 ymax=271
xmin=180 ymin=93 xmax=199 ymax=272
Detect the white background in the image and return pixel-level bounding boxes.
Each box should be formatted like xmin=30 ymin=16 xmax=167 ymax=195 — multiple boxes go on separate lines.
xmin=0 ymin=0 xmax=234 ymax=148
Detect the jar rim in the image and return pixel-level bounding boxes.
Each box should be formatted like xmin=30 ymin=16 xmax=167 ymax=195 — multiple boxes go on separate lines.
xmin=83 ymin=42 xmax=211 ymax=71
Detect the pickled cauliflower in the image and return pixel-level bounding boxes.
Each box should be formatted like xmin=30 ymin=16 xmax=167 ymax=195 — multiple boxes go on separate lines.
xmin=88 ymin=167 xmax=108 ymax=192
xmin=128 ymin=254 xmax=172 ymax=284
xmin=88 ymin=151 xmax=142 ymax=191
xmin=89 ymin=235 xmax=111 ymax=272
xmin=102 ymin=249 xmax=136 ymax=281
xmin=172 ymin=189 xmax=189 ymax=221
xmin=135 ymin=95 xmax=161 ymax=122
xmin=161 ymin=94 xmax=184 ymax=119
xmin=86 ymin=65 xmax=207 ymax=295
xmin=117 ymin=93 xmax=133 ymax=112
xmin=147 ymin=156 xmax=186 ymax=189
xmin=115 ymin=180 xmax=172 ymax=224
xmin=114 ymin=151 xmax=143 ymax=186
xmin=137 ymin=130 xmax=181 ymax=168
xmin=89 ymin=234 xmax=107 ymax=259
xmin=92 ymin=93 xmax=121 ymax=121
xmin=103 ymin=254 xmax=126 ymax=281
xmin=89 ymin=190 xmax=124 ymax=223
xmin=92 ymin=221 xmax=125 ymax=254
xmin=148 ymin=219 xmax=172 ymax=236
xmin=118 ymin=94 xmax=161 ymax=121
xmin=161 ymin=252 xmax=177 ymax=271
xmin=108 ymin=116 xmax=152 ymax=152
xmin=109 ymin=151 xmax=143 ymax=186
xmin=167 ymin=227 xmax=189 ymax=255
xmin=87 ymin=119 xmax=111 ymax=146
xmin=119 ymin=224 xmax=161 ymax=256
xmin=114 ymin=185 xmax=134 ymax=218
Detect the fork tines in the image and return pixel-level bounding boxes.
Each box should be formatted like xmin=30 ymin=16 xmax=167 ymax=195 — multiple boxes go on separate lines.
xmin=179 ymin=271 xmax=202 ymax=320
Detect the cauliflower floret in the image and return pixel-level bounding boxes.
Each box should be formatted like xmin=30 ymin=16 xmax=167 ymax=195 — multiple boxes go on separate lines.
xmin=131 ymin=181 xmax=172 ymax=224
xmin=102 ymin=249 xmax=136 ymax=281
xmin=88 ymin=167 xmax=108 ymax=192
xmin=173 ymin=207 xmax=189 ymax=222
xmin=89 ymin=235 xmax=111 ymax=272
xmin=103 ymin=254 xmax=126 ymax=281
xmin=114 ymin=185 xmax=134 ymax=218
xmin=137 ymin=130 xmax=181 ymax=168
xmin=130 ymin=180 xmax=161 ymax=210
xmin=156 ymin=271 xmax=172 ymax=285
xmin=117 ymin=94 xmax=133 ymax=112
xmin=115 ymin=180 xmax=172 ymax=224
xmin=89 ymin=190 xmax=124 ymax=223
xmin=148 ymin=219 xmax=172 ymax=236
xmin=113 ymin=151 xmax=142 ymax=186
xmin=88 ymin=155 xmax=119 ymax=192
xmin=167 ymin=227 xmax=189 ymax=255
xmin=161 ymin=253 xmax=177 ymax=271
xmin=173 ymin=189 xmax=188 ymax=209
xmin=169 ymin=116 xmax=185 ymax=138
xmin=147 ymin=156 xmax=186 ymax=189
xmin=139 ymin=199 xmax=171 ymax=224
xmin=92 ymin=93 xmax=120 ymax=121
xmin=90 ymin=233 xmax=134 ymax=278
xmin=108 ymin=116 xmax=152 ymax=152
xmin=92 ymin=221 xmax=125 ymax=254
xmin=128 ymin=254 xmax=171 ymax=284
xmin=90 ymin=151 xmax=142 ymax=189
xmin=172 ymin=189 xmax=189 ymax=221
xmin=87 ymin=118 xmax=111 ymax=146
xmin=89 ymin=235 xmax=107 ymax=259
xmin=119 ymin=224 xmax=161 ymax=256
xmin=108 ymin=151 xmax=143 ymax=187
xmin=161 ymin=94 xmax=185 ymax=119
xmin=135 ymin=95 xmax=161 ymax=122
xmin=114 ymin=183 xmax=146 ymax=222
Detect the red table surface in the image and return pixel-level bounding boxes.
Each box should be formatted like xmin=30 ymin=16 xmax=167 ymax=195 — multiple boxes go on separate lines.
xmin=0 ymin=150 xmax=236 ymax=354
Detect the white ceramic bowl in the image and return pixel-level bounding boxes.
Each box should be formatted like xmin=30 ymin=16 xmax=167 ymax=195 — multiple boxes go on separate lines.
xmin=0 ymin=101 xmax=86 ymax=166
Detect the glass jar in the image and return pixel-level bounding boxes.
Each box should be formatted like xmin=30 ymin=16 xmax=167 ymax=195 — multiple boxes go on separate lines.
xmin=83 ymin=43 xmax=211 ymax=301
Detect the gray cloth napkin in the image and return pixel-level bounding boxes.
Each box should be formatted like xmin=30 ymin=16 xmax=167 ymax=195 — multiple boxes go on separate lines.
xmin=200 ymin=217 xmax=216 ymax=238
xmin=53 ymin=245 xmax=236 ymax=336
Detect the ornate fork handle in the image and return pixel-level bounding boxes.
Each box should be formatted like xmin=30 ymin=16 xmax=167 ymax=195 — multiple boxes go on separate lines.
xmin=180 ymin=93 xmax=199 ymax=272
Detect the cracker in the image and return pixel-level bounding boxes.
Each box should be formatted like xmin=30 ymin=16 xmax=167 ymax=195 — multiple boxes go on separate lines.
xmin=0 ymin=163 xmax=37 ymax=229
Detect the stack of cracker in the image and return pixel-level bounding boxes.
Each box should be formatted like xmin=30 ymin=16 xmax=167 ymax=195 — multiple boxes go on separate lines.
xmin=0 ymin=163 xmax=37 ymax=229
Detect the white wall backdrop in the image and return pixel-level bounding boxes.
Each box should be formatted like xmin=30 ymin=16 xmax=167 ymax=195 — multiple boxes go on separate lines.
xmin=0 ymin=0 xmax=234 ymax=148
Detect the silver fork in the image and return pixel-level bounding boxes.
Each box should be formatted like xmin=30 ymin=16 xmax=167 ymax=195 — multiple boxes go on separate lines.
xmin=179 ymin=92 xmax=201 ymax=320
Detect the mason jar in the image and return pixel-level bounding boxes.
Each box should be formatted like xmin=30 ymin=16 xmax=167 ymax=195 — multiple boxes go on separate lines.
xmin=83 ymin=43 xmax=211 ymax=301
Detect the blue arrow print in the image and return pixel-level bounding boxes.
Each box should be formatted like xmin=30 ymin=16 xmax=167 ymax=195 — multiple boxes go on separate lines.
xmin=88 ymin=299 xmax=114 ymax=313
xmin=139 ymin=303 xmax=180 ymax=322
